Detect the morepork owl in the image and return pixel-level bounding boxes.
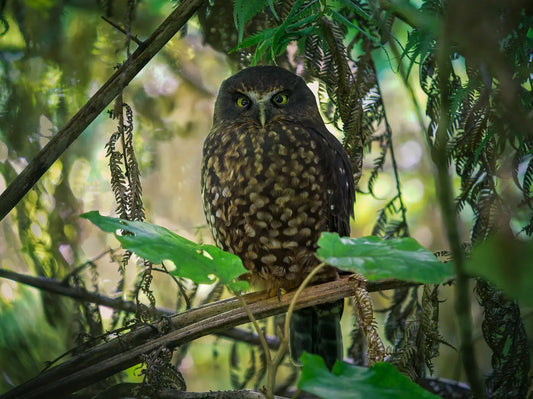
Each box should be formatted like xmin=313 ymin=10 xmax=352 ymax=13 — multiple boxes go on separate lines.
xmin=201 ymin=66 xmax=355 ymax=369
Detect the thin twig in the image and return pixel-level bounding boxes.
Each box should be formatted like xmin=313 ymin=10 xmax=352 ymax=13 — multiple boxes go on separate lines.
xmin=283 ymin=263 xmax=327 ymax=360
xmin=267 ymin=262 xmax=327 ymax=397
xmin=159 ymin=262 xmax=191 ymax=309
xmin=238 ymin=293 xmax=273 ymax=399
xmin=388 ymin=14 xmax=485 ymax=395
xmin=372 ymin=56 xmax=409 ymax=236
xmin=101 ymin=15 xmax=143 ymax=46
xmin=61 ymin=248 xmax=115 ymax=283
xmin=388 ymin=39 xmax=427 ymax=137
xmin=106 ymin=9 xmax=215 ymax=97
xmin=238 ymin=293 xmax=272 ymax=364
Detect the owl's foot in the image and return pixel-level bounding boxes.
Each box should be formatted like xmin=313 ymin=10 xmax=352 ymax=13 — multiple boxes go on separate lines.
xmin=266 ymin=287 xmax=286 ymax=301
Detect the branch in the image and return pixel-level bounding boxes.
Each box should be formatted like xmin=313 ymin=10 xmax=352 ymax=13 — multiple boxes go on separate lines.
xmin=0 ymin=267 xmax=280 ymax=350
xmin=0 ymin=267 xmax=167 ymax=314
xmin=86 ymin=383 xmax=289 ymax=398
xmin=1 ymin=276 xmax=417 ymax=398
xmin=99 ymin=384 xmax=288 ymax=399
xmin=378 ymin=0 xmax=440 ymax=32
xmin=0 ymin=0 xmax=206 ymax=222
xmin=159 ymin=389 xmax=287 ymax=399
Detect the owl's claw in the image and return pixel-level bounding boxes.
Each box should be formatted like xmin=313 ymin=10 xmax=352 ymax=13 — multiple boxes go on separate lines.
xmin=266 ymin=287 xmax=286 ymax=300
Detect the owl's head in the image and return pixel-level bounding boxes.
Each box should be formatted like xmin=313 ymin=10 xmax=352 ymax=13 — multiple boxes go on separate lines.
xmin=213 ymin=66 xmax=321 ymax=127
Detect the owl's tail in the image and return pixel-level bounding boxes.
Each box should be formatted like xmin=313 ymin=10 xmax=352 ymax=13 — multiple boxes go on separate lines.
xmin=289 ymin=299 xmax=344 ymax=369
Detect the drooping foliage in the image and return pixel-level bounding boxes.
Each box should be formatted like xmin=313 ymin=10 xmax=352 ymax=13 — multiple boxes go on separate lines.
xmin=401 ymin=1 xmax=532 ymax=396
xmin=0 ymin=0 xmax=532 ymax=397
xmin=221 ymin=0 xmax=532 ymax=396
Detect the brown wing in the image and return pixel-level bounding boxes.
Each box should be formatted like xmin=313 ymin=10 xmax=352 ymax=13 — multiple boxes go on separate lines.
xmin=305 ymin=123 xmax=355 ymax=237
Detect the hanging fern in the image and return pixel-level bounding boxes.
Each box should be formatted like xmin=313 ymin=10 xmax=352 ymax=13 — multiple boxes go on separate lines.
xmin=230 ymin=341 xmax=259 ymax=389
xmin=406 ymin=1 xmax=532 ymax=396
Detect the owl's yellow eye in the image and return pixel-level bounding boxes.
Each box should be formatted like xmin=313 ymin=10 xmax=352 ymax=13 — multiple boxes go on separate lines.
xmin=236 ymin=96 xmax=250 ymax=108
xmin=272 ymin=93 xmax=288 ymax=105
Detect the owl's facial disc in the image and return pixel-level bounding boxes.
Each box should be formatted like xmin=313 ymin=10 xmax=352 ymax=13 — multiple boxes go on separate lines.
xmin=235 ymin=90 xmax=289 ymax=127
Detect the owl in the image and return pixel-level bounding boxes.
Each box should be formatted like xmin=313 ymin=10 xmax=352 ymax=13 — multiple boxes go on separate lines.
xmin=201 ymin=66 xmax=355 ymax=369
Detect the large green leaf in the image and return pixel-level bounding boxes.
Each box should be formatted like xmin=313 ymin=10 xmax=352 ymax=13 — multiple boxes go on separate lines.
xmin=299 ymin=353 xmax=438 ymax=399
xmin=466 ymin=233 xmax=533 ymax=306
xmin=81 ymin=211 xmax=248 ymax=292
xmin=317 ymin=232 xmax=453 ymax=284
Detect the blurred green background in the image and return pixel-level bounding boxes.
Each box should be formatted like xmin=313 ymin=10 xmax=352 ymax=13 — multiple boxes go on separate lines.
xmin=0 ymin=0 xmax=519 ymax=394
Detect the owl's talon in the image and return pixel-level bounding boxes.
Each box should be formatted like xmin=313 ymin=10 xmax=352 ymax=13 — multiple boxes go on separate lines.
xmin=266 ymin=287 xmax=283 ymax=298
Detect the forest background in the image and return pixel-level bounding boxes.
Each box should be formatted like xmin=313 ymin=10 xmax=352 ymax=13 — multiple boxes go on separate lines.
xmin=0 ymin=0 xmax=532 ymax=398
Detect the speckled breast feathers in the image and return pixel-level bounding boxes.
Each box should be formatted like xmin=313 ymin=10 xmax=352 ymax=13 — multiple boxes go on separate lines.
xmin=201 ymin=66 xmax=354 ymax=292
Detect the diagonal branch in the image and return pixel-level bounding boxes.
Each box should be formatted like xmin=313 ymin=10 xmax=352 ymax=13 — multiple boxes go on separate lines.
xmin=1 ymin=276 xmax=416 ymax=399
xmin=0 ymin=0 xmax=206 ymax=222
xmin=378 ymin=0 xmax=440 ymax=31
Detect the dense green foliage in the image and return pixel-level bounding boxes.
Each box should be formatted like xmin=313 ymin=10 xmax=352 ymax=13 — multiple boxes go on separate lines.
xmin=0 ymin=0 xmax=532 ymax=398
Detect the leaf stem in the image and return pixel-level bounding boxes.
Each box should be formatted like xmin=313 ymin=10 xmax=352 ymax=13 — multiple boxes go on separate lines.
xmin=237 ymin=293 xmax=274 ymax=399
xmin=237 ymin=294 xmax=272 ymax=364
xmin=372 ymin=57 xmax=409 ymax=236
xmin=283 ymin=263 xmax=327 ymax=345
xmin=388 ymin=39 xmax=427 ymax=137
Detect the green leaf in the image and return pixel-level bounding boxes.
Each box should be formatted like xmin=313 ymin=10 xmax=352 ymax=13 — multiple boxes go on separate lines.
xmin=316 ymin=232 xmax=453 ymax=284
xmin=203 ymin=244 xmax=250 ymax=292
xmin=466 ymin=233 xmax=533 ymax=306
xmin=299 ymin=353 xmax=439 ymax=399
xmin=327 ymin=9 xmax=383 ymax=49
xmin=237 ymin=28 xmax=275 ymax=49
xmin=233 ymin=0 xmax=278 ymax=43
xmin=81 ymin=211 xmax=248 ymax=292
xmin=234 ymin=0 xmax=321 ymax=64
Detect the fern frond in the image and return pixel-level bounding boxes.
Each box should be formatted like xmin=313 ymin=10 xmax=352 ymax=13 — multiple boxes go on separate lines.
xmin=230 ymin=342 xmax=243 ymax=389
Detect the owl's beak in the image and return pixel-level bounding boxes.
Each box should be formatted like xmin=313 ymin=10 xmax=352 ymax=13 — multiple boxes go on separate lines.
xmin=258 ymin=101 xmax=267 ymax=127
